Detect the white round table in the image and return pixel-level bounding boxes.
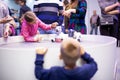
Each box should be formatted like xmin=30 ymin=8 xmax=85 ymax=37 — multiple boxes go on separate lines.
xmin=0 ymin=35 xmax=117 ymax=80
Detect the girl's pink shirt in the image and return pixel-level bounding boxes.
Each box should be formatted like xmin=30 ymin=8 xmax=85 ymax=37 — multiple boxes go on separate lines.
xmin=21 ymin=18 xmax=52 ymax=42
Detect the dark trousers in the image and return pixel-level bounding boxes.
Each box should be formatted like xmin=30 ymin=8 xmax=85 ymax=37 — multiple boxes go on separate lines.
xmin=100 ymin=25 xmax=115 ymax=37
xmin=117 ymin=15 xmax=120 ymax=47
xmin=100 ymin=21 xmax=119 ymax=47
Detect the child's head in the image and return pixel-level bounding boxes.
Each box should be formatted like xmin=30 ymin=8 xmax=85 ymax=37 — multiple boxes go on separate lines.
xmin=18 ymin=0 xmax=26 ymax=6
xmin=60 ymin=38 xmax=80 ymax=68
xmin=24 ymin=11 xmax=36 ymax=24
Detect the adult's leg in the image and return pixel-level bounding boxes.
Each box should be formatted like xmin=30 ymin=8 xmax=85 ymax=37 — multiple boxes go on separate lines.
xmin=95 ymin=25 xmax=98 ymax=35
xmin=111 ymin=20 xmax=119 ymax=47
xmin=109 ymin=24 xmax=116 ymax=37
xmin=117 ymin=15 xmax=120 ymax=47
xmin=90 ymin=24 xmax=94 ymax=34
xmin=100 ymin=25 xmax=110 ymax=36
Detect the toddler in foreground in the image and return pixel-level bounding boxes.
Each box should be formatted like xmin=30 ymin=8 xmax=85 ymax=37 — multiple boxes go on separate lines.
xmin=35 ymin=38 xmax=98 ymax=80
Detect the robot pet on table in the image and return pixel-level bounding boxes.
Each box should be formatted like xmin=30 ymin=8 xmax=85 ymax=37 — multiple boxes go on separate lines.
xmin=51 ymin=27 xmax=82 ymax=42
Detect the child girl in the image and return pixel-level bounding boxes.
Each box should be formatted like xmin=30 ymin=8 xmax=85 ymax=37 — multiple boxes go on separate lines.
xmin=21 ymin=11 xmax=57 ymax=42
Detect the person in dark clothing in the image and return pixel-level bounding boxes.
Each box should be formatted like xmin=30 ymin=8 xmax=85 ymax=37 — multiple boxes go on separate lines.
xmin=18 ymin=0 xmax=31 ymax=19
xmin=35 ymin=38 xmax=98 ymax=80
xmin=117 ymin=1 xmax=120 ymax=46
xmin=63 ymin=0 xmax=87 ymax=34
xmin=98 ymin=0 xmax=120 ymax=46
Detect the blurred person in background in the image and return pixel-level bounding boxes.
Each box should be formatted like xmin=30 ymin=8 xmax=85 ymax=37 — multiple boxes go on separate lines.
xmin=0 ymin=0 xmax=9 ymax=37
xmin=63 ymin=0 xmax=87 ymax=34
xmin=18 ymin=0 xmax=31 ymax=20
xmin=63 ymin=0 xmax=69 ymax=33
xmin=98 ymin=0 xmax=120 ymax=46
xmin=90 ymin=10 xmax=100 ymax=35
xmin=33 ymin=0 xmax=63 ymax=34
xmin=3 ymin=15 xmax=17 ymax=38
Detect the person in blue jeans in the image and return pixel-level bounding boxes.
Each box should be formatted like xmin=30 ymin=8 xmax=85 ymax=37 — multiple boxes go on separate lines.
xmin=90 ymin=10 xmax=100 ymax=35
xmin=35 ymin=38 xmax=98 ymax=80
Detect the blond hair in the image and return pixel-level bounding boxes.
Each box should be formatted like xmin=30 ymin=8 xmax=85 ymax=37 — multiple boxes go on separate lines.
xmin=61 ymin=38 xmax=80 ymax=68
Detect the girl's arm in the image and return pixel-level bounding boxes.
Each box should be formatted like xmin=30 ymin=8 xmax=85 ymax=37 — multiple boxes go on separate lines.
xmin=37 ymin=19 xmax=52 ymax=30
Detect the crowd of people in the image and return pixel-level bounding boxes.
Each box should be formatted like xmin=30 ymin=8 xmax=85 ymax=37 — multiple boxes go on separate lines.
xmin=0 ymin=0 xmax=88 ymax=39
xmin=0 ymin=0 xmax=120 ymax=79
xmin=0 ymin=0 xmax=119 ymax=44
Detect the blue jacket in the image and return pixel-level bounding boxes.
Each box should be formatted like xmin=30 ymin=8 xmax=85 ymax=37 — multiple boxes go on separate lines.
xmin=35 ymin=52 xmax=98 ymax=80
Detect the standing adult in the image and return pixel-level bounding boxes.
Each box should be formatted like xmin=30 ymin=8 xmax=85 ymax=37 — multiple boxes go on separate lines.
xmin=63 ymin=0 xmax=87 ymax=34
xmin=18 ymin=0 xmax=31 ymax=19
xmin=33 ymin=0 xmax=64 ymax=34
xmin=63 ymin=0 xmax=70 ymax=33
xmin=90 ymin=10 xmax=100 ymax=35
xmin=98 ymin=0 xmax=120 ymax=46
xmin=116 ymin=0 xmax=120 ymax=46
xmin=0 ymin=0 xmax=9 ymax=37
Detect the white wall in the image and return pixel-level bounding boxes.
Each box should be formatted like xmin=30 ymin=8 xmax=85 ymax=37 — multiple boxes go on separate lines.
xmin=86 ymin=0 xmax=101 ymax=34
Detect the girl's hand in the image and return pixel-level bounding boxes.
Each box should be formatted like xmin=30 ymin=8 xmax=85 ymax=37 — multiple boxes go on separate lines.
xmin=51 ymin=22 xmax=58 ymax=28
xmin=34 ymin=34 xmax=42 ymax=42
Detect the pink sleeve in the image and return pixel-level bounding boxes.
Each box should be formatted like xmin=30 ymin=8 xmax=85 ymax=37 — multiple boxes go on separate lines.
xmin=21 ymin=23 xmax=35 ymax=42
xmin=37 ymin=19 xmax=52 ymax=30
